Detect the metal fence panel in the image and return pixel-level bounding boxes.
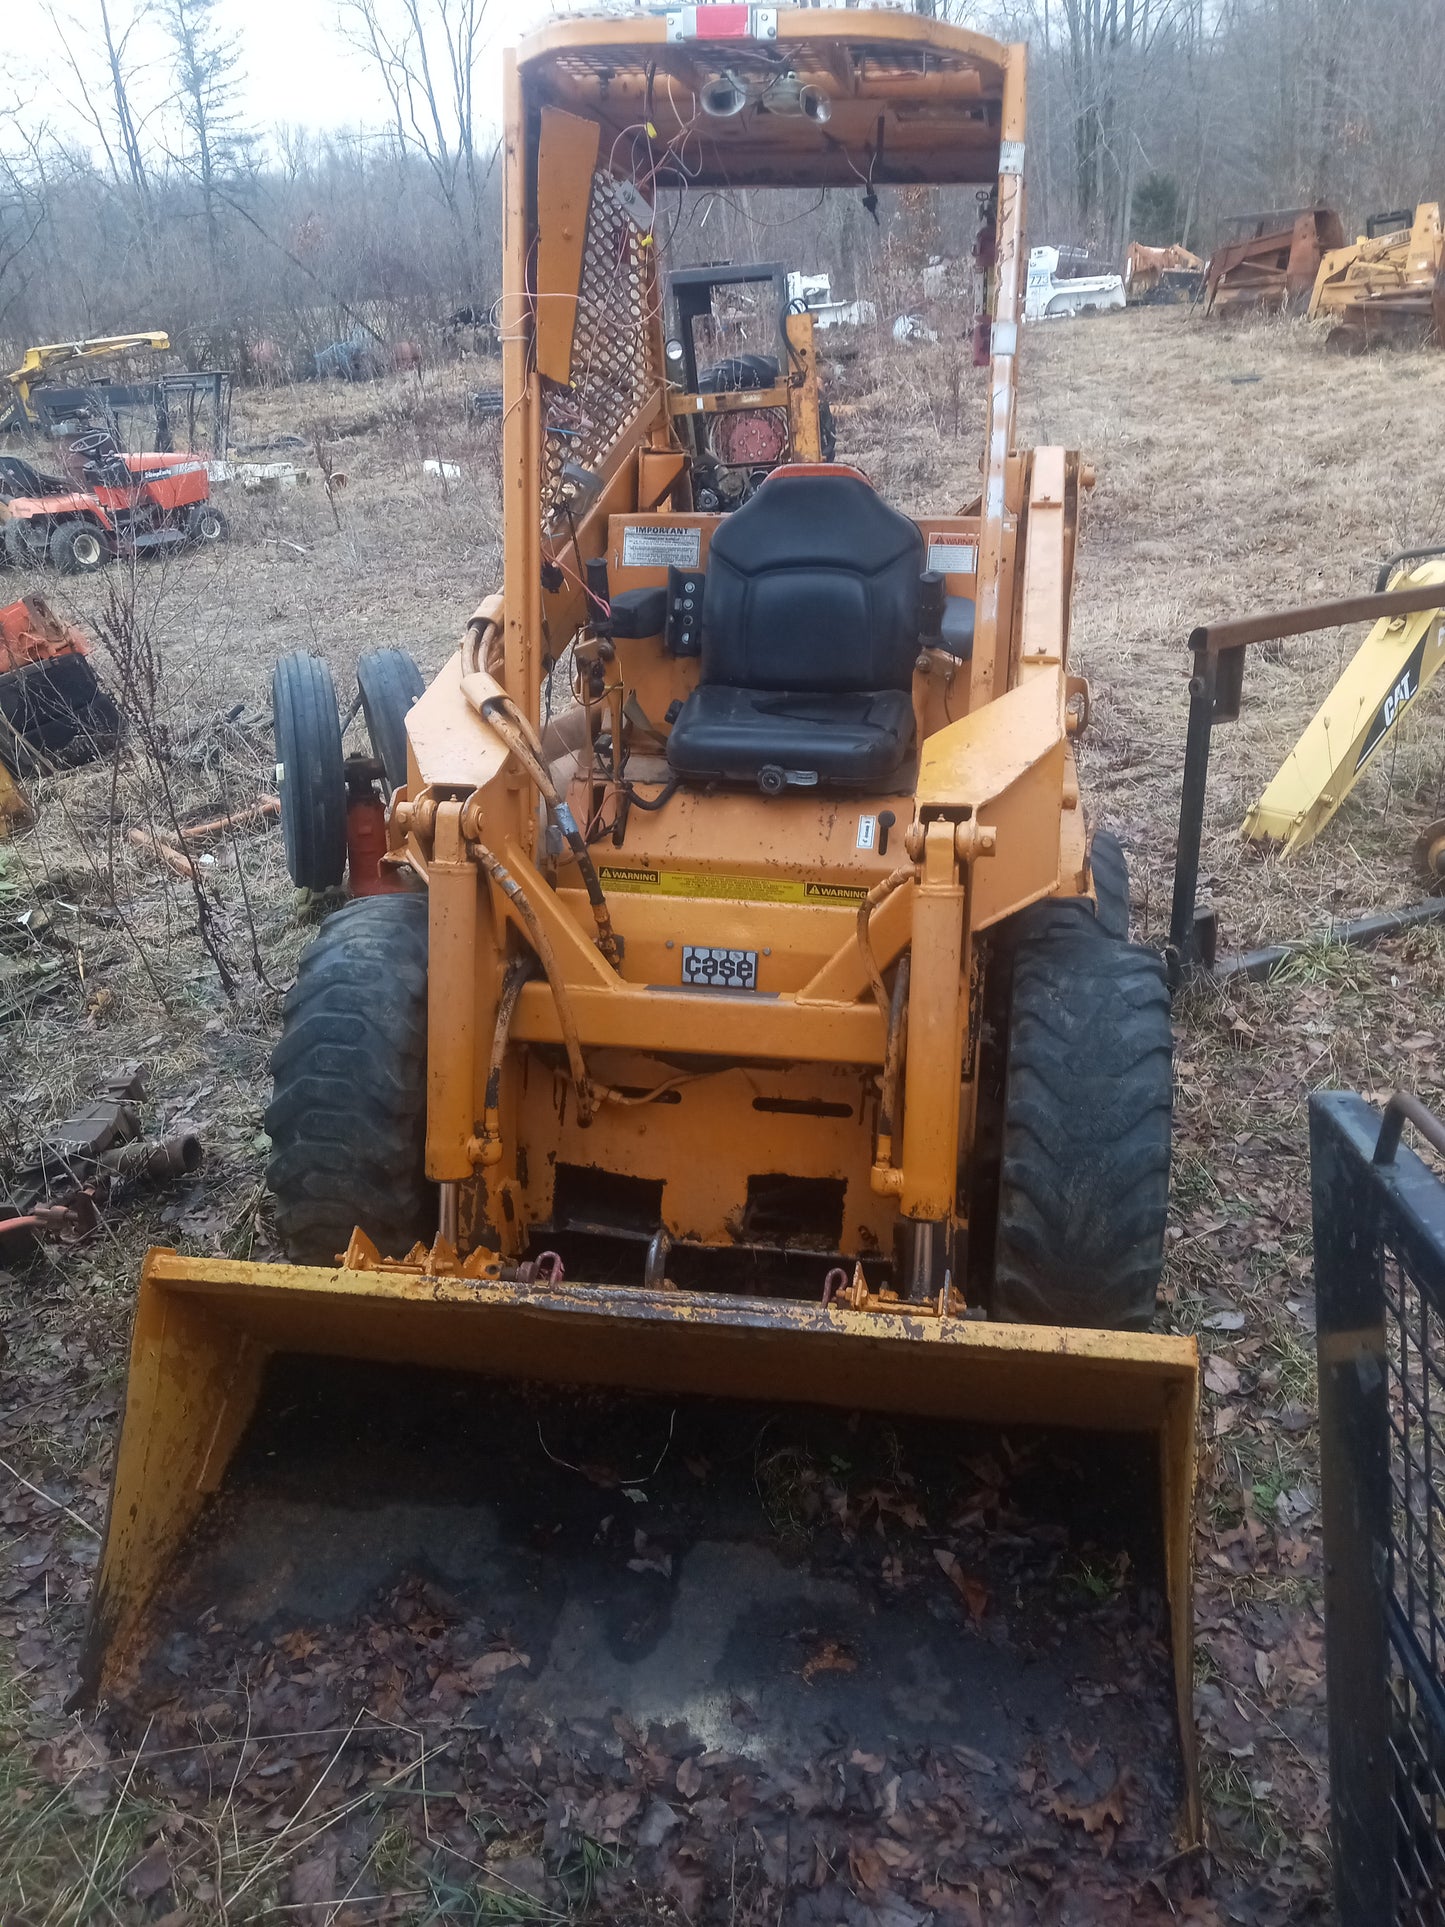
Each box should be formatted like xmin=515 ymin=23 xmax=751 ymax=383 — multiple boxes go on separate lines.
xmin=1312 ymin=1091 xmax=1445 ymax=1927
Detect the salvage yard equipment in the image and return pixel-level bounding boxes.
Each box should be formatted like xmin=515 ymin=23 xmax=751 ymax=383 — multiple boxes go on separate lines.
xmin=1025 ymin=244 xmax=1125 ymax=319
xmin=1168 ymin=568 xmax=1445 ymax=982
xmin=23 ymin=369 xmax=233 ymax=463
xmin=1203 ymin=206 xmax=1345 ymax=314
xmin=1308 ymin=202 xmax=1445 ymax=350
xmin=0 ymin=333 xmax=170 ymax=436
xmin=0 ymin=592 xmax=120 ymax=773
xmin=1124 ymin=241 xmax=1204 ymax=304
xmin=84 ymin=7 xmax=1200 ymax=1844
xmin=664 ymin=261 xmax=835 ymax=510
xmin=0 ymin=439 xmax=226 ymax=573
xmin=1243 ymin=553 xmax=1445 ymax=856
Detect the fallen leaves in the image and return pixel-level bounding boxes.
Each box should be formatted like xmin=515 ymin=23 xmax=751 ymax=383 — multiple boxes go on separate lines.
xmin=800 ymin=1638 xmax=858 ymax=1682
xmin=123 ymin=1842 xmax=173 ymax=1901
xmin=287 ymin=1841 xmax=338 ymax=1925
xmin=934 ymin=1548 xmax=988 ymax=1622
xmin=1044 ymin=1774 xmax=1130 ymax=1841
xmin=1204 ymin=1354 xmax=1241 ymax=1396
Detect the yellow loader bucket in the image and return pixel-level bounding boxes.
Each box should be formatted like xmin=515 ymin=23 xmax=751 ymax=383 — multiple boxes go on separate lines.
xmin=84 ymin=1244 xmax=1200 ymax=1839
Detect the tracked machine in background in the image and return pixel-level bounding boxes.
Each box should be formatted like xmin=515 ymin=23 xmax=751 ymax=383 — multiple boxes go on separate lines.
xmin=1308 ymin=202 xmax=1445 ymax=350
xmin=86 ymin=7 xmax=1200 ymax=1839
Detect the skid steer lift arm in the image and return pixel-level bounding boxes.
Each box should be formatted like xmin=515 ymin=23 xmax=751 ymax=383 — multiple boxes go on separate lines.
xmin=1169 ymin=569 xmax=1445 ymax=980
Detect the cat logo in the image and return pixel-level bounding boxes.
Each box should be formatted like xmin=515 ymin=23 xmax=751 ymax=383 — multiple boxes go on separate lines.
xmin=1355 ymin=637 xmax=1427 ymax=771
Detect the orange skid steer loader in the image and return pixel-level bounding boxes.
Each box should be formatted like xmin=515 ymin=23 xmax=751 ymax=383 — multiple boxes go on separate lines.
xmin=84 ymin=7 xmax=1200 ymax=1846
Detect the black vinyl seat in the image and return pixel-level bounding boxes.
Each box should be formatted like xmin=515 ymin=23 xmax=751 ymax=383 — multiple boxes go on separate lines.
xmin=666 ymin=470 xmax=925 ymax=789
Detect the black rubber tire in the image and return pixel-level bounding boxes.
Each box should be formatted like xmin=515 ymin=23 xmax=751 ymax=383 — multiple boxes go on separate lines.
xmin=48 ymin=523 xmax=109 ymax=574
xmin=1089 ymin=829 xmax=1130 ymax=939
xmin=187 ymin=502 xmax=229 ymax=545
xmin=991 ymin=905 xmax=1172 ymax=1330
xmin=357 ymin=647 xmax=425 ymax=792
xmin=265 ymin=894 xmax=433 ymax=1263
xmin=273 ymin=652 xmax=348 ymax=890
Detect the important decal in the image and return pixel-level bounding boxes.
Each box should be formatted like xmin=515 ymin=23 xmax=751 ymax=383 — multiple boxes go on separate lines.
xmin=1355 ymin=636 xmax=1427 ymax=771
xmin=621 ymin=523 xmax=701 ymax=569
xmin=598 ymin=865 xmax=866 ymax=905
xmin=927 ymin=538 xmax=978 ymax=574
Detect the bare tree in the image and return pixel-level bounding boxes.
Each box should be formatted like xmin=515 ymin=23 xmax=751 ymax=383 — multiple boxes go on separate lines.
xmin=159 ymin=0 xmax=245 ymax=301
xmin=342 ymin=0 xmax=494 ymax=298
xmin=100 ymin=0 xmax=155 ymax=205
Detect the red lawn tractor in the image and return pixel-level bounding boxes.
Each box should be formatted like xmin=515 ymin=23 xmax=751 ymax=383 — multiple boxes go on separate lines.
xmin=0 ymin=437 xmax=228 ymax=575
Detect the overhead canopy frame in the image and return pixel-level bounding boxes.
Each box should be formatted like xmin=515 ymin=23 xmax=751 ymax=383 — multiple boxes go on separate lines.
xmin=518 ymin=11 xmax=1012 ymax=189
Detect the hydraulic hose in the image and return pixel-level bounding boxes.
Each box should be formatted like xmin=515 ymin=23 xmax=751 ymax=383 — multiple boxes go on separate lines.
xmin=472 ymin=844 xmax=595 ymax=1123
xmin=878 ymin=951 xmax=911 ymax=1143
xmin=477 ymin=955 xmax=535 ymax=1164
xmin=856 ymin=865 xmax=916 ymax=1020
xmin=472 ymin=693 xmax=623 ymax=973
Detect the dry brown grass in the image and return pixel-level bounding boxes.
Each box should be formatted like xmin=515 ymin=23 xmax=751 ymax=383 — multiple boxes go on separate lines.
xmin=2 ymin=308 xmax=1445 ymax=1918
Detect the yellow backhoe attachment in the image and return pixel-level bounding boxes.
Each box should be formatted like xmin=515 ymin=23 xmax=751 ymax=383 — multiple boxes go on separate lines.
xmin=2 ymin=333 xmax=171 ymax=429
xmin=85 ymin=1242 xmax=1200 ymax=1836
xmin=1243 ymin=559 xmax=1445 ymax=853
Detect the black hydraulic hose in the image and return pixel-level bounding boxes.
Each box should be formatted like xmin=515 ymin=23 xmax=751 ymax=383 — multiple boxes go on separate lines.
xmin=478 ymin=695 xmax=622 ymax=971
xmin=623 ymin=777 xmax=680 ymax=811
xmin=1374 ymin=546 xmax=1445 ymax=593
xmin=484 ymin=956 xmax=534 ymax=1120
xmin=553 ymin=799 xmax=621 ymax=964
xmin=878 ymin=951 xmax=911 ymax=1141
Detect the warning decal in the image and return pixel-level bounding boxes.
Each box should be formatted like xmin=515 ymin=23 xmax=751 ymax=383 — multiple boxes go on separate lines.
xmin=597 ymin=866 xmax=865 ymax=905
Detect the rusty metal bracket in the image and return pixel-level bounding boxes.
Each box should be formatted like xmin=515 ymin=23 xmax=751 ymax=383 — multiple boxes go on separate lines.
xmin=1168 ymin=582 xmax=1445 ymax=983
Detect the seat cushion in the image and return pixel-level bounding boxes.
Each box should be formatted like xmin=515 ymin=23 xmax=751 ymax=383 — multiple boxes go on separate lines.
xmin=666 ymin=684 xmax=915 ymax=788
xmin=702 ymin=472 xmax=924 ymax=691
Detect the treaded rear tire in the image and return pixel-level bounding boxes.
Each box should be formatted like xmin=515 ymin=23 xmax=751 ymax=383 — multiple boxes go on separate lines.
xmin=49 ymin=523 xmax=109 ymax=574
xmin=265 ymin=894 xmax=433 ymax=1263
xmin=1089 ymin=829 xmax=1130 ymax=939
xmin=991 ymin=905 xmax=1171 ymax=1329
xmin=357 ymin=647 xmax=424 ymax=793
xmin=273 ymin=652 xmax=348 ymax=890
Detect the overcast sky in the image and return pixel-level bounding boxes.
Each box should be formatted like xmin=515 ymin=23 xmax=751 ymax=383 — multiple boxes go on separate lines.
xmin=7 ymin=0 xmax=569 ymax=152
xmin=229 ymin=0 xmax=556 ymax=132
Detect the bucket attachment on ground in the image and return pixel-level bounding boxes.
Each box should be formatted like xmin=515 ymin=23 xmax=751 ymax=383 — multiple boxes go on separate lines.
xmin=83 ymin=1243 xmax=1201 ymax=1839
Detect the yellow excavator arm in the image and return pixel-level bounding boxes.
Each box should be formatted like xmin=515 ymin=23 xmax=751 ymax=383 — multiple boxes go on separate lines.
xmin=1243 ymin=559 xmax=1445 ymax=853
xmin=3 ymin=332 xmax=171 ymax=423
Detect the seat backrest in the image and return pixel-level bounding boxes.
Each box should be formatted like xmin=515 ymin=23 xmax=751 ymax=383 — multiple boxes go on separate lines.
xmin=701 ymin=471 xmax=924 ymax=692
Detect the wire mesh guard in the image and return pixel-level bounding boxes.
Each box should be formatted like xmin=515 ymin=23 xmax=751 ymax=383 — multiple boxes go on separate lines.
xmin=1383 ymin=1240 xmax=1445 ymax=1923
xmin=540 ymin=171 xmax=658 ymax=530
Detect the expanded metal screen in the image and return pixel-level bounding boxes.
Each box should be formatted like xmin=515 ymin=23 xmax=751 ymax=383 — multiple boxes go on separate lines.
xmin=1384 ymin=1238 xmax=1445 ymax=1917
xmin=1313 ymin=1092 xmax=1445 ymax=1927
xmin=540 ymin=170 xmax=659 ymax=532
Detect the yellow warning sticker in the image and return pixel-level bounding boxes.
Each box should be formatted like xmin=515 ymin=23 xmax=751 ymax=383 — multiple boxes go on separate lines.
xmin=598 ymin=866 xmax=865 ymax=905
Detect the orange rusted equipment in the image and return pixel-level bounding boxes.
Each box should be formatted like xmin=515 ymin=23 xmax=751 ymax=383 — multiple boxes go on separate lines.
xmin=1124 ymin=241 xmax=1203 ymax=304
xmin=0 ymin=593 xmax=120 ymax=774
xmin=1308 ymin=202 xmax=1445 ymax=349
xmin=1203 ymin=206 xmax=1345 ymax=314
xmin=85 ymin=6 xmax=1199 ymax=1840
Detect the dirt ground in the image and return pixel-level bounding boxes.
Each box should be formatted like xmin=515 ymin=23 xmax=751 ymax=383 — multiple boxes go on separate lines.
xmin=2 ymin=307 xmax=1444 ymax=1924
